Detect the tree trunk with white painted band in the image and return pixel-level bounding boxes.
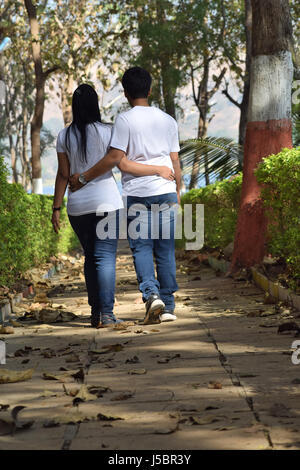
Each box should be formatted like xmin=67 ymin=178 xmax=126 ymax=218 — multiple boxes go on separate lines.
xmin=231 ymin=0 xmax=293 ymax=271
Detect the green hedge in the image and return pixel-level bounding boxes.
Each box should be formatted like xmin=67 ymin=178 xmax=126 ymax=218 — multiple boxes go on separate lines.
xmin=0 ymin=157 xmax=79 ymax=286
xmin=256 ymin=147 xmax=300 ymax=282
xmin=180 ymin=173 xmax=243 ymax=249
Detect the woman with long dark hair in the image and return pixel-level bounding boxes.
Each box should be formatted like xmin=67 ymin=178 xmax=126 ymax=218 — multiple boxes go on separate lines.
xmin=52 ymin=84 xmax=174 ymax=328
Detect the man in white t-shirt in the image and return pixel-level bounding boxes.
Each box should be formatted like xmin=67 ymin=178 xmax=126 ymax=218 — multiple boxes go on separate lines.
xmin=70 ymin=67 xmax=181 ymax=325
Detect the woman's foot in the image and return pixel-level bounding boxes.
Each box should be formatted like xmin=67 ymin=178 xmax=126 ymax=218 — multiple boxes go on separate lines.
xmin=91 ymin=310 xmax=101 ymax=328
xmin=97 ymin=313 xmax=123 ymax=328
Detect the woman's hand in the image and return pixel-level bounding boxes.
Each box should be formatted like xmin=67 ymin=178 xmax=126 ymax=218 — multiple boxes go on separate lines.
xmin=51 ymin=210 xmax=60 ymax=233
xmin=69 ymin=173 xmax=84 ymax=192
xmin=157 ymin=166 xmax=175 ymax=181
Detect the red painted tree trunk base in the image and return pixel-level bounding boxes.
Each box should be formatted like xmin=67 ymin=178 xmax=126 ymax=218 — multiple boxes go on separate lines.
xmin=230 ymin=119 xmax=292 ymax=272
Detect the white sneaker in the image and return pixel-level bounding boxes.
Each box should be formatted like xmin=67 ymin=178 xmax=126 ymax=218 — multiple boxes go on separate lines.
xmin=160 ymin=311 xmax=177 ymax=322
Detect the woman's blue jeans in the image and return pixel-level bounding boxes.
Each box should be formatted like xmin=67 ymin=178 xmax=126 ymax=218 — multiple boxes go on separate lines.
xmin=126 ymin=193 xmax=178 ymax=312
xmin=68 ymin=212 xmax=118 ymax=316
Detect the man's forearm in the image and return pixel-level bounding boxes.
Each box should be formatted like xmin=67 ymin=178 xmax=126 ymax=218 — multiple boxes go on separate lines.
xmin=84 ymin=148 xmax=124 ymax=182
xmin=118 ymin=158 xmax=160 ymax=176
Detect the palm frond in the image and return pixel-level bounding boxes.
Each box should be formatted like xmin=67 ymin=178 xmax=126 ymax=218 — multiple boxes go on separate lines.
xmin=179 ymin=136 xmax=242 ymax=185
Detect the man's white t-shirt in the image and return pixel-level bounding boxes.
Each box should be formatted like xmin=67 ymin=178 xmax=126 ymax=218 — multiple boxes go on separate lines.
xmin=110 ymin=106 xmax=180 ymax=197
xmin=56 ymin=122 xmax=123 ymax=216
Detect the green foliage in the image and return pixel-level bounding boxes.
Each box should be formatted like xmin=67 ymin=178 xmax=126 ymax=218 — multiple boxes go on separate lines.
xmin=0 ymin=157 xmax=79 ymax=287
xmin=180 ymin=174 xmax=242 ymax=249
xmin=256 ymin=147 xmax=300 ymax=282
xmin=180 ymin=147 xmax=300 ymax=285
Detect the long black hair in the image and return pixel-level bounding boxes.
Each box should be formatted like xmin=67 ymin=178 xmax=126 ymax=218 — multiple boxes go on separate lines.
xmin=65 ymin=84 xmax=101 ymax=163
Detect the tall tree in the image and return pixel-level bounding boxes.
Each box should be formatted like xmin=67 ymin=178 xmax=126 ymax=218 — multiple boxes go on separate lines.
xmin=135 ymin=0 xmax=187 ymax=118
xmin=0 ymin=3 xmax=34 ymax=189
xmin=177 ymin=0 xmax=228 ymax=188
xmin=24 ymin=0 xmax=58 ymax=194
xmin=230 ymin=0 xmax=293 ymax=271
xmin=50 ymin=0 xmax=130 ymax=126
xmin=221 ymin=0 xmax=252 ymax=159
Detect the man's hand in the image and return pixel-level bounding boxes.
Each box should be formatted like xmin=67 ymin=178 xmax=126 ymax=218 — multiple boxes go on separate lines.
xmin=177 ymin=190 xmax=181 ymax=205
xmin=157 ymin=166 xmax=175 ymax=181
xmin=69 ymin=173 xmax=84 ymax=192
xmin=51 ymin=211 xmax=60 ymax=233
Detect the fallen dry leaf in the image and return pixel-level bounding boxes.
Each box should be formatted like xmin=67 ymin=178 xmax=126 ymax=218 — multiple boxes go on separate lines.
xmin=125 ymin=356 xmax=140 ymax=364
xmin=278 ymin=322 xmax=300 ymax=334
xmin=71 ymin=368 xmax=85 ymax=383
xmin=0 ymin=406 xmax=34 ymax=435
xmin=128 ymin=369 xmax=147 ymax=375
xmin=208 ymin=381 xmax=222 ymax=390
xmin=65 ymin=353 xmax=80 ymax=363
xmin=40 ymin=390 xmax=58 ymax=398
xmin=34 ymin=293 xmax=49 ymax=303
xmin=73 ymin=385 xmax=98 ymax=402
xmin=42 ymin=369 xmax=81 ymax=382
xmin=10 ymin=320 xmax=23 ymax=328
xmin=34 ymin=308 xmax=77 ymax=324
xmin=189 ymin=415 xmax=220 ymax=425
xmin=44 ymin=412 xmax=91 ymax=426
xmin=111 ymin=392 xmax=134 ymax=401
xmin=41 ymin=349 xmax=56 ymax=359
xmin=0 ymin=326 xmax=14 ymax=335
xmin=0 ymin=404 xmax=10 ymax=411
xmin=88 ymin=386 xmax=111 ymax=397
xmin=14 ymin=348 xmax=30 ymax=357
xmin=0 ymin=368 xmax=34 ymax=384
xmin=97 ymin=412 xmax=123 ymax=422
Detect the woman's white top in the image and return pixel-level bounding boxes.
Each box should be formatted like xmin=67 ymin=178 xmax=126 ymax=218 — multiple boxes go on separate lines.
xmin=56 ymin=122 xmax=123 ymax=216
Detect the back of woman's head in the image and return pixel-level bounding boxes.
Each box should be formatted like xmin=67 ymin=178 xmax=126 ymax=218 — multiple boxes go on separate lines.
xmin=72 ymin=84 xmax=101 ymax=125
xmin=66 ymin=84 xmax=101 ymax=163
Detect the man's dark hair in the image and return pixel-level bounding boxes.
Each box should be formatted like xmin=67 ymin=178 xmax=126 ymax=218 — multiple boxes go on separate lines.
xmin=121 ymin=67 xmax=152 ymax=99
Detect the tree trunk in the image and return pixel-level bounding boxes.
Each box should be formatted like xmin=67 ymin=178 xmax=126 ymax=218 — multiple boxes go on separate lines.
xmin=230 ymin=0 xmax=293 ymax=271
xmin=24 ymin=0 xmax=59 ymax=193
xmin=238 ymin=0 xmax=252 ymax=158
xmin=155 ymin=0 xmax=176 ymax=118
xmin=9 ymin=135 xmax=18 ymax=183
xmin=22 ymin=110 xmax=31 ymax=190
xmin=161 ymin=65 xmax=176 ymax=118
xmin=60 ymin=75 xmax=75 ymax=126
xmin=24 ymin=0 xmax=45 ymax=194
xmin=189 ymin=59 xmax=209 ymax=189
xmin=198 ymin=110 xmax=209 ymax=186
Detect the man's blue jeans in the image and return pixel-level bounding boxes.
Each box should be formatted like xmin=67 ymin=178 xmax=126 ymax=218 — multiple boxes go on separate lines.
xmin=68 ymin=212 xmax=118 ymax=316
xmin=126 ymin=193 xmax=178 ymax=312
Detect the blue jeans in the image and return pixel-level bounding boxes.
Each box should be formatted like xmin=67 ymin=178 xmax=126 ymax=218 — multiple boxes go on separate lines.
xmin=68 ymin=212 xmax=118 ymax=315
xmin=126 ymin=193 xmax=178 ymax=311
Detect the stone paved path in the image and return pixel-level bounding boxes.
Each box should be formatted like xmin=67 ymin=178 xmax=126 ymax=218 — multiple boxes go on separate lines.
xmin=0 ymin=241 xmax=300 ymax=450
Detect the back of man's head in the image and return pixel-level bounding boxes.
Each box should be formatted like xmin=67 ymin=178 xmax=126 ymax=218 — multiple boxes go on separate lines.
xmin=122 ymin=67 xmax=152 ymax=99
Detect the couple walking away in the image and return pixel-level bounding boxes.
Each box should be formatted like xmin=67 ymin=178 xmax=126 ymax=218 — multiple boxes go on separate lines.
xmin=52 ymin=67 xmax=181 ymax=328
